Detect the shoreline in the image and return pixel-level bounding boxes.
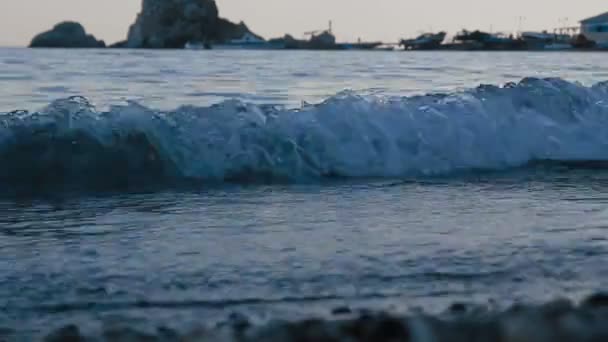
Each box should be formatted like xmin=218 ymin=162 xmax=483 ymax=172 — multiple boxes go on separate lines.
xmin=16 ymin=46 xmax=608 ymax=52
xmin=24 ymin=292 xmax=608 ymax=342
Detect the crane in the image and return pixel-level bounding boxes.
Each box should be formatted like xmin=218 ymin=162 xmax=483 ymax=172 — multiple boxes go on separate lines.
xmin=304 ymin=21 xmax=332 ymax=37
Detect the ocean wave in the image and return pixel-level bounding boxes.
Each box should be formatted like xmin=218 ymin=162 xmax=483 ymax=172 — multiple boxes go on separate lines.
xmin=2 ymin=77 xmax=608 ymax=190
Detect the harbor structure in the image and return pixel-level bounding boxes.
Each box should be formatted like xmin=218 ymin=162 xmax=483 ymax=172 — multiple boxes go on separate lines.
xmin=580 ymin=12 xmax=608 ymax=47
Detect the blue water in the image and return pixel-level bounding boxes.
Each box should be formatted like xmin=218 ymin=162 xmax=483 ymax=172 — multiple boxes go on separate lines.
xmin=1 ymin=48 xmax=608 ymax=340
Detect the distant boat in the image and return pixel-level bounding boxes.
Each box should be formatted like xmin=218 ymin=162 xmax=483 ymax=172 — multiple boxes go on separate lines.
xmin=570 ymin=34 xmax=597 ymax=49
xmin=185 ymin=32 xmax=284 ymax=50
xmin=184 ymin=41 xmax=211 ymax=50
xmin=211 ymin=42 xmax=285 ymax=50
xmin=400 ymin=32 xmax=446 ymax=50
xmin=338 ymin=38 xmax=383 ymax=50
xmin=520 ymin=31 xmax=572 ymax=50
xmin=521 ymin=31 xmax=555 ymax=41
xmin=453 ymin=30 xmax=525 ymax=50
xmin=543 ymin=43 xmax=572 ymax=50
xmin=373 ymin=44 xmax=395 ymax=51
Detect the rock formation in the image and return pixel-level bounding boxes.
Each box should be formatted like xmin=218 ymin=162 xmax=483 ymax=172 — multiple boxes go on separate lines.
xmin=126 ymin=0 xmax=262 ymax=49
xmin=29 ymin=22 xmax=105 ymax=48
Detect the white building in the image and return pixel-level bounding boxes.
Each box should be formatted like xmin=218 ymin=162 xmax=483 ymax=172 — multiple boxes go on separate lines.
xmin=580 ymin=12 xmax=608 ymax=46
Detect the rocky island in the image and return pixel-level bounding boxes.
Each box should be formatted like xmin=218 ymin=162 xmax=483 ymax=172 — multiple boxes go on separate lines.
xmin=29 ymin=21 xmax=105 ymax=48
xmin=125 ymin=0 xmax=261 ymax=48
xmin=28 ymin=0 xmax=261 ymax=49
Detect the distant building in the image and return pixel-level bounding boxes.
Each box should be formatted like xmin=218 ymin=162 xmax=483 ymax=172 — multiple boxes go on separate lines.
xmin=580 ymin=11 xmax=608 ymax=46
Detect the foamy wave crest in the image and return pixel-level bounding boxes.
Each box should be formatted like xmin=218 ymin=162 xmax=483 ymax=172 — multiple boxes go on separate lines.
xmin=2 ymin=77 xmax=608 ymax=190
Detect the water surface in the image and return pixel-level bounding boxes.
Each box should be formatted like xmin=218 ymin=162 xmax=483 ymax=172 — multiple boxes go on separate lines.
xmin=1 ymin=49 xmax=608 ymax=340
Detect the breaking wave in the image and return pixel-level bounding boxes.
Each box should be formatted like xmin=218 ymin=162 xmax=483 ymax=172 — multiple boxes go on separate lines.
xmin=2 ymin=77 xmax=608 ymax=191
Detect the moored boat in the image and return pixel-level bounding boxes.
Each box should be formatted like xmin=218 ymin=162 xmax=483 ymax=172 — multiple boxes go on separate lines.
xmin=400 ymin=32 xmax=446 ymax=50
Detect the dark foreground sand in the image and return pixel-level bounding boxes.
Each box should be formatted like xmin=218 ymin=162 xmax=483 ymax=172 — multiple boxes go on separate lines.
xmin=27 ymin=292 xmax=608 ymax=341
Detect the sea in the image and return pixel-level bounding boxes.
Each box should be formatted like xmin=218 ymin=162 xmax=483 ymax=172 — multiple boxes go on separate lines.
xmin=1 ymin=48 xmax=608 ymax=340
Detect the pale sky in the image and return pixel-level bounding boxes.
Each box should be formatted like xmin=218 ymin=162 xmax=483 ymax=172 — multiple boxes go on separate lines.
xmin=0 ymin=0 xmax=606 ymax=46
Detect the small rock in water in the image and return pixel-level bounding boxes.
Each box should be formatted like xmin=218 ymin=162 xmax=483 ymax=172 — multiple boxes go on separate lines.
xmin=445 ymin=302 xmax=490 ymax=318
xmin=343 ymin=314 xmax=410 ymax=342
xmin=499 ymin=312 xmax=558 ymax=342
xmin=156 ymin=326 xmax=179 ymax=340
xmin=102 ymin=326 xmax=157 ymax=342
xmin=539 ymin=298 xmax=573 ymax=318
xmin=181 ymin=327 xmax=233 ymax=342
xmin=370 ymin=317 xmax=410 ymax=341
xmin=448 ymin=302 xmax=468 ymax=314
xmin=43 ymin=325 xmax=84 ymax=342
xmin=226 ymin=312 xmax=251 ymax=334
xmin=581 ymin=292 xmax=608 ymax=308
xmin=331 ymin=306 xmax=352 ymax=315
xmin=0 ymin=327 xmax=15 ymax=338
xmin=357 ymin=308 xmax=376 ymax=317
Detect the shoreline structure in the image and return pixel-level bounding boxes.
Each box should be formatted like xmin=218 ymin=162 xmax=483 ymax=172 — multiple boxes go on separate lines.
xmin=27 ymin=1 xmax=608 ymax=51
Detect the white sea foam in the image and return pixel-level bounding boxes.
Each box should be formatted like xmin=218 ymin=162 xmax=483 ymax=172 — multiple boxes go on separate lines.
xmin=1 ymin=77 xmax=608 ymax=186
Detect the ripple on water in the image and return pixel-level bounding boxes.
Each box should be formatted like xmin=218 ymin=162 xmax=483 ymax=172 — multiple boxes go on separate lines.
xmin=36 ymin=86 xmax=71 ymax=93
